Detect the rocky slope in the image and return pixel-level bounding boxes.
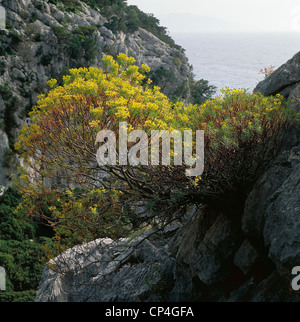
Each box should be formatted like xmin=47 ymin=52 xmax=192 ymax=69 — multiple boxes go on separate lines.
xmin=0 ymin=0 xmax=191 ymax=190
xmin=35 ymin=50 xmax=300 ymax=302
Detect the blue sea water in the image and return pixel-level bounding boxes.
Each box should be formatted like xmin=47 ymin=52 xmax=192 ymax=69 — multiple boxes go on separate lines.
xmin=172 ymin=33 xmax=300 ymax=95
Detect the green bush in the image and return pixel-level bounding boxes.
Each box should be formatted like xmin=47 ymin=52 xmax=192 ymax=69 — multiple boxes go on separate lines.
xmin=126 ymin=7 xmax=140 ymax=33
xmin=0 ymin=188 xmax=55 ymax=302
xmin=29 ymin=12 xmax=38 ymax=23
xmin=0 ymin=290 xmax=36 ymax=302
xmin=50 ymin=0 xmax=82 ymax=13
xmin=3 ymin=95 xmax=18 ymax=148
xmin=0 ymin=240 xmax=51 ymax=292
xmin=51 ymin=25 xmax=70 ymax=41
xmin=33 ymin=1 xmax=43 ymax=11
xmin=51 ymin=25 xmax=99 ymax=62
xmin=1 ymin=46 xmax=14 ymax=56
xmin=190 ymin=79 xmax=217 ymax=105
xmin=34 ymin=32 xmax=44 ymax=42
xmin=0 ymin=189 xmax=35 ymax=241
xmin=73 ymin=25 xmax=98 ymax=36
xmin=0 ymin=45 xmax=6 ymax=56
xmin=0 ymin=83 xmax=12 ymax=100
xmin=9 ymin=31 xmax=22 ymax=45
xmin=70 ymin=25 xmax=99 ymax=61
xmin=173 ymin=57 xmax=182 ymax=70
xmin=0 ymin=60 xmax=6 ymax=71
xmin=150 ymin=67 xmax=175 ymax=91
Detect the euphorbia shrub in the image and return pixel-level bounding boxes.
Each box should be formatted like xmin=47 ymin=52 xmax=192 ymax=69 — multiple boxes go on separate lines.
xmin=15 ymin=54 xmax=298 ymax=252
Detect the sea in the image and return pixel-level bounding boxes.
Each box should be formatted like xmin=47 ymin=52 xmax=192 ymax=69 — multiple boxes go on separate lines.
xmin=172 ymin=32 xmax=300 ymax=95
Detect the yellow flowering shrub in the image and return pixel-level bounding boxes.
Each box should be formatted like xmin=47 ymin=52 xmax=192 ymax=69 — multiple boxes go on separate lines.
xmin=15 ymin=54 xmax=298 ymax=254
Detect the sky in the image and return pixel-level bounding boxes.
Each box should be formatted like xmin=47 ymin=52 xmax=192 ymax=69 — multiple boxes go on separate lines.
xmin=127 ymin=0 xmax=300 ymax=33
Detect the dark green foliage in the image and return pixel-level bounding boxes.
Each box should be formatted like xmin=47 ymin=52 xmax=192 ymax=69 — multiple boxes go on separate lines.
xmin=149 ymin=67 xmax=216 ymax=104
xmin=173 ymin=82 xmax=189 ymax=102
xmin=5 ymin=23 xmax=12 ymax=31
xmin=0 ymin=60 xmax=5 ymax=76
xmin=51 ymin=25 xmax=99 ymax=62
xmin=29 ymin=12 xmax=38 ymax=23
xmin=0 ymin=240 xmax=53 ymax=292
xmin=51 ymin=25 xmax=69 ymax=41
xmin=190 ymin=79 xmax=217 ymax=105
xmin=0 ymin=290 xmax=36 ymax=302
xmin=0 ymin=188 xmax=55 ymax=302
xmin=0 ymin=189 xmax=35 ymax=241
xmin=19 ymin=87 xmax=30 ymax=98
xmin=68 ymin=35 xmax=98 ymax=62
xmin=34 ymin=32 xmax=44 ymax=42
xmin=49 ymin=0 xmax=83 ymax=13
xmin=1 ymin=93 xmax=17 ymax=148
xmin=33 ymin=1 xmax=43 ymax=11
xmin=0 ymin=83 xmax=12 ymax=100
xmin=1 ymin=91 xmax=18 ymax=149
xmin=0 ymin=45 xmax=6 ymax=56
xmin=104 ymin=16 xmax=127 ymax=34
xmin=9 ymin=32 xmax=22 ymax=45
xmin=82 ymin=0 xmax=125 ymax=11
xmin=150 ymin=67 xmax=175 ymax=91
xmin=73 ymin=25 xmax=98 ymax=36
xmin=40 ymin=54 xmax=51 ymax=66
xmin=0 ymin=44 xmax=14 ymax=56
xmin=126 ymin=7 xmax=139 ymax=33
xmin=71 ymin=26 xmax=99 ymax=61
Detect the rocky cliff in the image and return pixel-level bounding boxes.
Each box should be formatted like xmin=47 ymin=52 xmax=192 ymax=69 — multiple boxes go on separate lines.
xmin=35 ymin=50 xmax=300 ymax=302
xmin=254 ymin=51 xmax=300 ymax=113
xmin=0 ymin=0 xmax=191 ymax=190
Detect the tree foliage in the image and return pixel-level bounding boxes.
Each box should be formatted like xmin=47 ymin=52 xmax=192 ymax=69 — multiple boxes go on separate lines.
xmin=51 ymin=25 xmax=99 ymax=62
xmin=190 ymin=79 xmax=217 ymax=105
xmin=0 ymin=189 xmax=54 ymax=302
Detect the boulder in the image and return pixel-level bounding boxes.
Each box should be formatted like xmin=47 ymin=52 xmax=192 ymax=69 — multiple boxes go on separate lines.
xmin=254 ymin=51 xmax=300 ymax=112
xmin=243 ymin=143 xmax=300 ymax=277
xmin=35 ymin=233 xmax=176 ymax=302
xmin=170 ymin=208 xmax=239 ymax=286
xmin=233 ymin=240 xmax=259 ymax=275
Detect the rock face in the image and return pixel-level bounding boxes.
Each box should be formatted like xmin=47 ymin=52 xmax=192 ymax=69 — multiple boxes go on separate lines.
xmin=35 ymin=205 xmax=300 ymax=302
xmin=36 ymin=232 xmax=176 ymax=302
xmin=243 ymin=146 xmax=300 ymax=268
xmin=254 ymin=51 xmax=300 ymax=112
xmin=249 ymin=51 xmax=300 ymax=280
xmin=0 ymin=0 xmax=191 ymax=188
xmin=36 ymin=51 xmax=300 ymax=302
